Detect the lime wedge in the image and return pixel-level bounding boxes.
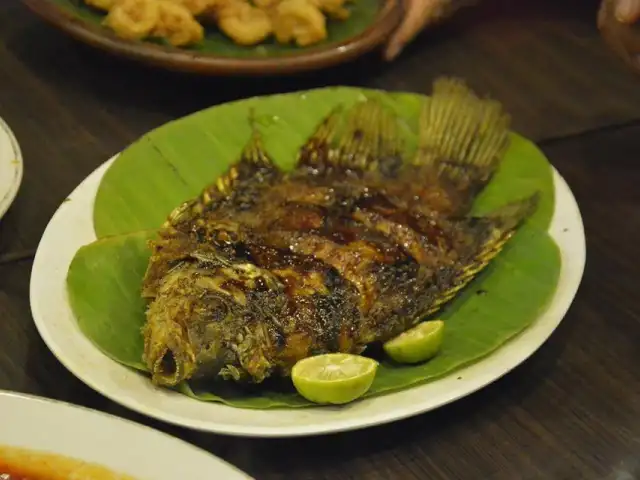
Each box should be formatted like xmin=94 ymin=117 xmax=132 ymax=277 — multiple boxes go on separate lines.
xmin=291 ymin=353 xmax=378 ymax=405
xmin=383 ymin=320 xmax=445 ymax=364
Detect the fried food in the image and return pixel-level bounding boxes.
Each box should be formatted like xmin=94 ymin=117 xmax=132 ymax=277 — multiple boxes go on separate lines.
xmin=154 ymin=0 xmax=205 ymax=46
xmin=251 ymin=0 xmax=281 ymax=9
xmin=272 ymin=0 xmax=326 ymax=46
xmin=214 ymin=0 xmax=273 ymax=46
xmin=312 ymin=0 xmax=350 ymax=21
xmin=140 ymin=78 xmax=537 ymax=387
xmin=84 ymin=0 xmax=353 ymax=48
xmin=103 ymin=0 xmax=160 ymax=41
xmin=167 ymin=0 xmax=216 ymax=15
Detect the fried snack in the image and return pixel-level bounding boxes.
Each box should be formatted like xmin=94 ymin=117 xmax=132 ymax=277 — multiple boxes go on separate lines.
xmin=166 ymin=0 xmax=216 ymax=16
xmin=103 ymin=0 xmax=160 ymax=41
xmin=252 ymin=0 xmax=281 ymax=9
xmin=214 ymin=0 xmax=273 ymax=46
xmin=311 ymin=0 xmax=350 ymax=20
xmin=140 ymin=78 xmax=534 ymax=387
xmin=85 ymin=0 xmax=353 ymax=48
xmin=272 ymin=0 xmax=326 ymax=47
xmin=154 ymin=0 xmax=205 ymax=46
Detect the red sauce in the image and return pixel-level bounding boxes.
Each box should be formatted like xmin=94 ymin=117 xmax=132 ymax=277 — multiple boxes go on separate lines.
xmin=0 ymin=445 xmax=134 ymax=480
xmin=1 ymin=468 xmax=36 ymax=480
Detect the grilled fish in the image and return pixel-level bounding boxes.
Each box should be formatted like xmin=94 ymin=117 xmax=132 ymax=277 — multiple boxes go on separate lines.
xmin=141 ymin=78 xmax=538 ymax=387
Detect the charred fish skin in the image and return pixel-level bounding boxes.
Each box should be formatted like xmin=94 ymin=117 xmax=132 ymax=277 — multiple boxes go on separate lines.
xmin=141 ymin=77 xmax=537 ymax=388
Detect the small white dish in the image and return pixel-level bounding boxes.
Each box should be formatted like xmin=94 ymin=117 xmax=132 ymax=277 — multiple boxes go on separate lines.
xmin=29 ymin=155 xmax=586 ymax=438
xmin=0 ymin=390 xmax=252 ymax=479
xmin=0 ymin=116 xmax=23 ymax=221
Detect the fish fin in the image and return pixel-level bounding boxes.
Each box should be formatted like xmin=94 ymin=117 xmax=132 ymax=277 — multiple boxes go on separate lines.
xmin=296 ymin=105 xmax=343 ymax=169
xmin=335 ymin=100 xmax=404 ymax=173
xmin=424 ymin=193 xmax=538 ymax=316
xmin=213 ymin=109 xmax=276 ymax=196
xmin=297 ymin=101 xmax=404 ymax=175
xmin=415 ymin=77 xmax=511 ymax=200
xmin=239 ymin=108 xmax=276 ymax=169
xmin=162 ymin=115 xmax=277 ymax=229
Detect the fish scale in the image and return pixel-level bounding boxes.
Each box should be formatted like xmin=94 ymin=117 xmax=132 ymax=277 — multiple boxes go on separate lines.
xmin=140 ymin=77 xmax=538 ymax=387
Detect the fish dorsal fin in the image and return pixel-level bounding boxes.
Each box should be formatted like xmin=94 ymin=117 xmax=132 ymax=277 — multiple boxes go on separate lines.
xmin=163 ymin=117 xmax=278 ymax=230
xmin=297 ymin=105 xmax=343 ymax=169
xmin=214 ymin=109 xmax=276 ymax=195
xmin=415 ymin=77 xmax=511 ymax=198
xmin=296 ymin=100 xmax=404 ymax=176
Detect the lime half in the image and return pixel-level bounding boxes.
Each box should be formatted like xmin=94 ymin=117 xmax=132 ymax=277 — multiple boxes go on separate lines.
xmin=291 ymin=353 xmax=378 ymax=405
xmin=383 ymin=320 xmax=445 ymax=364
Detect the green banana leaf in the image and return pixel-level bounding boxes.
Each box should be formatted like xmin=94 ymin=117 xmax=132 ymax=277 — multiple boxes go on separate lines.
xmin=67 ymin=226 xmax=560 ymax=408
xmin=49 ymin=0 xmax=381 ymax=58
xmin=93 ymin=88 xmax=555 ymax=238
xmin=68 ymin=87 xmax=561 ymax=408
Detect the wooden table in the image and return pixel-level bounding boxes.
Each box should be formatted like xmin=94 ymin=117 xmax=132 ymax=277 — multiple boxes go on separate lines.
xmin=1 ymin=0 xmax=640 ymax=478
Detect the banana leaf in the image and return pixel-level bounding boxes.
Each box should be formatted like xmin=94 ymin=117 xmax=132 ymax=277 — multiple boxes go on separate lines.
xmin=67 ymin=226 xmax=560 ymax=408
xmin=67 ymin=87 xmax=561 ymax=408
xmin=93 ymin=88 xmax=555 ymax=237
xmin=49 ymin=0 xmax=381 ymax=58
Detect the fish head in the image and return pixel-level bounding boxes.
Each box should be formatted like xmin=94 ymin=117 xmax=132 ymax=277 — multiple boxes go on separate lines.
xmin=143 ymin=251 xmax=286 ymax=387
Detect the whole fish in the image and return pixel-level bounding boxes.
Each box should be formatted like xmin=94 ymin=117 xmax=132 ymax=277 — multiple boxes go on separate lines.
xmin=141 ymin=78 xmax=538 ymax=387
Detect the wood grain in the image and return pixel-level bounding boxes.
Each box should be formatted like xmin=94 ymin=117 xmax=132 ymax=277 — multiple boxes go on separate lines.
xmin=2 ymin=0 xmax=639 ymax=253
xmin=1 ymin=0 xmax=640 ymax=478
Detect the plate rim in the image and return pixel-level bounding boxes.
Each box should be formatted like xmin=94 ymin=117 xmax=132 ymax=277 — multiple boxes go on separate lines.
xmin=29 ymin=153 xmax=586 ymax=438
xmin=0 ymin=389 xmax=253 ymax=479
xmin=0 ymin=116 xmax=24 ymax=221
xmin=21 ymin=0 xmax=402 ymax=76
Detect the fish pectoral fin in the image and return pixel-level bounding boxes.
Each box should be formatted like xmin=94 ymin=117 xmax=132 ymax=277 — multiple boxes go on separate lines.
xmin=482 ymin=192 xmax=540 ymax=232
xmin=296 ymin=100 xmax=404 ymax=175
xmin=415 ymin=77 xmax=511 ymax=201
xmin=424 ymin=193 xmax=539 ymax=316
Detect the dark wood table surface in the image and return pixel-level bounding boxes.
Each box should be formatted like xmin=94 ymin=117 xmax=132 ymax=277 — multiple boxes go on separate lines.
xmin=1 ymin=0 xmax=640 ymax=478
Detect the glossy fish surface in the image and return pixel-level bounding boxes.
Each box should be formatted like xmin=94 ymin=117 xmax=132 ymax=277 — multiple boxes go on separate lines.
xmin=140 ymin=78 xmax=538 ymax=387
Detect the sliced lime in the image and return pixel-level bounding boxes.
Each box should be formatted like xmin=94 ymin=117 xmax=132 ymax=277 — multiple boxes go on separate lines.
xmin=383 ymin=320 xmax=445 ymax=364
xmin=291 ymin=353 xmax=378 ymax=405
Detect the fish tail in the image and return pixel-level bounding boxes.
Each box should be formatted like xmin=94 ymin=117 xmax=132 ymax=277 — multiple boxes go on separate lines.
xmin=424 ymin=193 xmax=538 ymax=316
xmin=415 ymin=77 xmax=511 ymax=201
xmin=297 ymin=100 xmax=404 ymax=175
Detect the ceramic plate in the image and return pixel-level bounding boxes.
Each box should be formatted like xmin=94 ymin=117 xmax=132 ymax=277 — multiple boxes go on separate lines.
xmin=22 ymin=0 xmax=401 ymax=76
xmin=0 ymin=116 xmax=23 ymax=221
xmin=0 ymin=390 xmax=252 ymax=479
xmin=29 ymin=152 xmax=586 ymax=438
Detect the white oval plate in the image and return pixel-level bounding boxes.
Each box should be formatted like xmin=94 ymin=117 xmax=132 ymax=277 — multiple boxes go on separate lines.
xmin=0 ymin=116 xmax=23 ymax=221
xmin=30 ymin=155 xmax=586 ymax=438
xmin=0 ymin=390 xmax=252 ymax=479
